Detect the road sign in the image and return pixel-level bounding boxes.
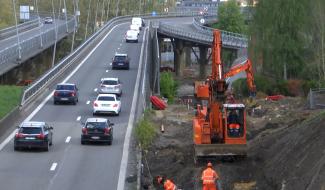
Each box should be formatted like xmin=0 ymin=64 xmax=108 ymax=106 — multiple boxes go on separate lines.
xmin=200 ymin=18 xmax=205 ymax=24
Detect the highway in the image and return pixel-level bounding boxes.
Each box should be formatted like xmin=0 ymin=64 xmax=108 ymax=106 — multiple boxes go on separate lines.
xmin=0 ymin=19 xmax=66 ymax=50
xmin=0 ymin=21 xmax=145 ymax=190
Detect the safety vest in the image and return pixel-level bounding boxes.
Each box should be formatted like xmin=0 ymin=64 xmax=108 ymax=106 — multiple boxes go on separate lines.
xmin=164 ymin=179 xmax=176 ymax=190
xmin=202 ymin=168 xmax=218 ymax=185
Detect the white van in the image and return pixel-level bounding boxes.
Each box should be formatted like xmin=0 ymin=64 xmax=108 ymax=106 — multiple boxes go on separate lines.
xmin=131 ymin=17 xmax=144 ymax=30
xmin=130 ymin=24 xmax=140 ymax=35
xmin=125 ymin=30 xmax=138 ymax=43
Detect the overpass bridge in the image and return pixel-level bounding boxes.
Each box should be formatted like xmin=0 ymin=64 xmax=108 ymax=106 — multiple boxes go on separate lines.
xmin=0 ymin=15 xmax=76 ymax=75
xmin=0 ymin=10 xmax=250 ymax=190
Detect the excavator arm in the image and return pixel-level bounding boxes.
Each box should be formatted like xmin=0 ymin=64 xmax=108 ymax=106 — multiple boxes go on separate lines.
xmin=224 ymin=59 xmax=256 ymax=96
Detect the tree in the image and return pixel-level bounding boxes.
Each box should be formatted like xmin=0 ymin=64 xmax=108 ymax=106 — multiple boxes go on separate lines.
xmin=212 ymin=0 xmax=245 ymax=33
xmin=249 ymin=0 xmax=308 ymax=80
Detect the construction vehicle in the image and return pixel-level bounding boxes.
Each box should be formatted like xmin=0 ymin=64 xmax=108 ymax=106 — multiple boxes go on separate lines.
xmin=193 ymin=30 xmax=256 ymax=159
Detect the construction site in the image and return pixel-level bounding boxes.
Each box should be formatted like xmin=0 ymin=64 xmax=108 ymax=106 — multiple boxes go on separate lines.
xmin=140 ymin=31 xmax=325 ymax=190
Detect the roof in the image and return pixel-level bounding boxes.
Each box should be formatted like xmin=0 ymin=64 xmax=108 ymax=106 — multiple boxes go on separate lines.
xmin=97 ymin=93 xmax=116 ymax=98
xmin=101 ymin=77 xmax=118 ymax=81
xmin=20 ymin=121 xmax=46 ymax=128
xmin=223 ymin=103 xmax=245 ymax=108
xmin=57 ymin=83 xmax=75 ymax=86
xmin=86 ymin=118 xmax=108 ymax=123
xmin=114 ymin=53 xmax=127 ymax=57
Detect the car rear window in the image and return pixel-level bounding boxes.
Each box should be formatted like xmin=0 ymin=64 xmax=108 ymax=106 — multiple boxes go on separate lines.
xmin=19 ymin=127 xmax=42 ymax=134
xmin=98 ymin=96 xmax=115 ymax=101
xmin=56 ymin=85 xmax=75 ymax=90
xmin=86 ymin=122 xmax=107 ymax=129
xmin=114 ymin=56 xmax=126 ymax=62
xmin=102 ymin=80 xmax=118 ymax=85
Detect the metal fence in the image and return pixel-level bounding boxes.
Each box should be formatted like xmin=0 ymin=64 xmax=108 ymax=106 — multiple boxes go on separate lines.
xmin=308 ymin=88 xmax=325 ymax=109
xmin=0 ymin=19 xmax=40 ymax=40
xmin=20 ymin=11 xmax=201 ymax=107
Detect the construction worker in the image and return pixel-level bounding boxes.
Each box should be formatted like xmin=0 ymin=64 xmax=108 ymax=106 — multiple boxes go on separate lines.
xmin=201 ymin=162 xmax=220 ymax=190
xmin=156 ymin=176 xmax=177 ymax=190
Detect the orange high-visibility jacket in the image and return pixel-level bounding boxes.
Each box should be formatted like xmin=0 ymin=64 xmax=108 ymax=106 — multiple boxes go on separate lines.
xmin=229 ymin=123 xmax=240 ymax=130
xmin=202 ymin=168 xmax=219 ymax=185
xmin=164 ymin=179 xmax=176 ymax=190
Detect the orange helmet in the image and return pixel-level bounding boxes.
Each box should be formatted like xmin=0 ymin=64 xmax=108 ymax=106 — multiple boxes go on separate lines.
xmin=207 ymin=162 xmax=213 ymax=167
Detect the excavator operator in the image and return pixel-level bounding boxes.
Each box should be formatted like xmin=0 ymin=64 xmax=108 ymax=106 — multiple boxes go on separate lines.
xmin=227 ymin=110 xmax=240 ymax=137
xmin=156 ymin=176 xmax=177 ymax=190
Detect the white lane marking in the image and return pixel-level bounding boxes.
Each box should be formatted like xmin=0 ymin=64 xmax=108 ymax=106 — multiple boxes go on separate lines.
xmin=0 ymin=23 xmax=126 ymax=152
xmin=109 ymin=63 xmax=112 ymax=66
xmin=76 ymin=116 xmax=81 ymax=121
xmin=106 ymin=70 xmax=109 ymax=73
xmin=120 ymin=43 xmax=122 ymax=46
xmin=117 ymin=47 xmax=120 ymax=50
xmin=65 ymin=136 xmax=71 ymax=143
xmin=94 ymin=88 xmax=98 ymax=92
xmin=117 ymin=27 xmax=148 ymax=190
xmin=86 ymin=100 xmax=90 ymax=104
xmin=50 ymin=163 xmax=58 ymax=171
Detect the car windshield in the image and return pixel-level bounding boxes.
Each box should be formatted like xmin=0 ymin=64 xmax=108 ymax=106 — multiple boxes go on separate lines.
xmin=19 ymin=127 xmax=42 ymax=134
xmin=85 ymin=122 xmax=107 ymax=129
xmin=98 ymin=96 xmax=115 ymax=101
xmin=56 ymin=85 xmax=74 ymax=90
xmin=102 ymin=80 xmax=118 ymax=85
xmin=114 ymin=56 xmax=126 ymax=61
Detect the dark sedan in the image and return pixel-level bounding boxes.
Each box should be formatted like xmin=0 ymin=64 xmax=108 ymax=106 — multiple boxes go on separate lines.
xmin=53 ymin=83 xmax=79 ymax=105
xmin=112 ymin=53 xmax=130 ymax=70
xmin=81 ymin=118 xmax=114 ymax=145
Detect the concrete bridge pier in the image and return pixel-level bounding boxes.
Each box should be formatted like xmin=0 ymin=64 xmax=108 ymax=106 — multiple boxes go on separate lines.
xmin=185 ymin=46 xmax=192 ymax=67
xmin=199 ymin=46 xmax=208 ymax=79
xmin=173 ymin=39 xmax=186 ymax=76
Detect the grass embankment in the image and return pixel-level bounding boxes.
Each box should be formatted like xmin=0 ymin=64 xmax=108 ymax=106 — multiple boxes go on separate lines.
xmin=135 ymin=110 xmax=156 ymax=150
xmin=0 ymin=86 xmax=22 ymax=119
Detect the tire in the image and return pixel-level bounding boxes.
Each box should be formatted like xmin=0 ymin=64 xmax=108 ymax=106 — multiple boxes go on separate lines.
xmin=49 ymin=139 xmax=53 ymax=146
xmin=81 ymin=140 xmax=85 ymax=145
xmin=93 ymin=112 xmax=96 ymax=116
xmin=54 ymin=101 xmax=57 ymax=105
xmin=72 ymin=100 xmax=77 ymax=105
xmin=107 ymin=141 xmax=112 ymax=145
xmin=14 ymin=146 xmax=19 ymax=151
xmin=44 ymin=141 xmax=49 ymax=151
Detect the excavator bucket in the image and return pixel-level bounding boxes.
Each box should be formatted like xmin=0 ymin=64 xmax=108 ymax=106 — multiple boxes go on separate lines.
xmin=194 ymin=144 xmax=247 ymax=158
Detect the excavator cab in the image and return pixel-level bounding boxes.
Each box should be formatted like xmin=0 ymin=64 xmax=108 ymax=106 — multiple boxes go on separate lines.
xmin=223 ymin=104 xmax=246 ymax=141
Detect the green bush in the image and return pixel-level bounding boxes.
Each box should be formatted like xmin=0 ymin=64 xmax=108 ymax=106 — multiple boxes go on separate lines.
xmin=160 ymin=72 xmax=177 ymax=103
xmin=0 ymin=85 xmax=22 ymax=119
xmin=135 ymin=115 xmax=156 ymax=150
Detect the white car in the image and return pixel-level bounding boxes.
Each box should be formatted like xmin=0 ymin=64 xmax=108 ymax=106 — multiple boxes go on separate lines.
xmin=131 ymin=17 xmax=144 ymax=30
xmin=125 ymin=30 xmax=138 ymax=43
xmin=130 ymin=24 xmax=140 ymax=35
xmin=93 ymin=94 xmax=121 ymax=116
xmin=99 ymin=78 xmax=122 ymax=96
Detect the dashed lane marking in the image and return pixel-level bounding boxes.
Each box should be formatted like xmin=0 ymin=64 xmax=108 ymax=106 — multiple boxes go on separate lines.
xmin=50 ymin=163 xmax=58 ymax=171
xmin=65 ymin=136 xmax=71 ymax=143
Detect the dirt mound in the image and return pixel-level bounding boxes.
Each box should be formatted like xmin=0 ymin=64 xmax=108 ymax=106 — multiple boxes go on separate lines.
xmin=250 ymin=111 xmax=325 ymax=189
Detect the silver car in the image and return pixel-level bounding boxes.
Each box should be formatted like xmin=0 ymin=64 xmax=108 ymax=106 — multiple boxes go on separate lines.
xmin=99 ymin=78 xmax=122 ymax=96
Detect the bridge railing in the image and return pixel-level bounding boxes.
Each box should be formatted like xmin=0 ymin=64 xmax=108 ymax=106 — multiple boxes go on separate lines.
xmin=0 ymin=19 xmax=40 ymax=40
xmin=20 ymin=11 xmax=199 ymax=106
xmin=0 ymin=16 xmax=76 ymax=73
xmin=192 ymin=16 xmax=248 ymax=48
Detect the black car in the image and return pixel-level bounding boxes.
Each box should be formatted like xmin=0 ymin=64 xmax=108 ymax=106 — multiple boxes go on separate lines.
xmin=53 ymin=83 xmax=79 ymax=105
xmin=112 ymin=53 xmax=130 ymax=70
xmin=81 ymin=118 xmax=114 ymax=145
xmin=14 ymin=121 xmax=53 ymax=151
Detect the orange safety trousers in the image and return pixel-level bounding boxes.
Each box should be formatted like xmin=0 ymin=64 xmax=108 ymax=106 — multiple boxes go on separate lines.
xmin=203 ymin=183 xmax=217 ymax=190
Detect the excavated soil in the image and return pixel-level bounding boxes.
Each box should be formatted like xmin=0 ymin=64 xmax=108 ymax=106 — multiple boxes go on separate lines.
xmin=141 ymin=76 xmax=325 ymax=190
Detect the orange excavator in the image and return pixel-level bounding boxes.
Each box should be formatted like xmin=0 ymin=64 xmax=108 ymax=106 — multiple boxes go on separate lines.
xmin=193 ymin=30 xmax=256 ymax=159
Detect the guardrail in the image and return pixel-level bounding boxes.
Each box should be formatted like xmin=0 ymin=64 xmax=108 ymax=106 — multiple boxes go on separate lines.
xmin=20 ymin=11 xmax=200 ymax=107
xmin=192 ymin=16 xmax=248 ymax=48
xmin=0 ymin=15 xmax=76 ymax=75
xmin=0 ymin=19 xmax=40 ymax=40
